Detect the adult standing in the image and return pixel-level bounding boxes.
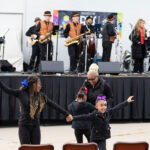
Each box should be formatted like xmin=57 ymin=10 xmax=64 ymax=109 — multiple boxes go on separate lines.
xmin=26 ymin=17 xmax=41 ymax=72
xmin=35 ymin=11 xmax=55 ymax=61
xmin=102 ymin=14 xmax=118 ymax=62
xmin=129 ymin=19 xmax=147 ymax=74
xmin=83 ymin=63 xmax=113 ymax=105
xmin=78 ymin=16 xmax=96 ymax=73
xmin=64 ymin=12 xmax=82 ymax=74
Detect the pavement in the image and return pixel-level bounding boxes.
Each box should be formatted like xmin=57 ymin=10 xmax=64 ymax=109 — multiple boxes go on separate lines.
xmin=0 ymin=123 xmax=150 ymax=150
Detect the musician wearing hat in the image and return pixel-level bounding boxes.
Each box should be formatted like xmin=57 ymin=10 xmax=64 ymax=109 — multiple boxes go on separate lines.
xmin=81 ymin=16 xmax=95 ymax=34
xmin=64 ymin=12 xmax=82 ymax=74
xmin=102 ymin=14 xmax=119 ymax=62
xmin=78 ymin=16 xmax=96 ymax=73
xmin=35 ymin=11 xmax=55 ymax=61
xmin=26 ymin=17 xmax=41 ymax=72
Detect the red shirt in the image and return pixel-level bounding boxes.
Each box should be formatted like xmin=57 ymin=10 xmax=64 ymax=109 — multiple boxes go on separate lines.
xmin=139 ymin=28 xmax=145 ymax=44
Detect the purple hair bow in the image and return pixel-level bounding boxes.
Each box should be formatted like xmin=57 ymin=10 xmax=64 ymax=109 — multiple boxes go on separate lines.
xmin=97 ymin=96 xmax=106 ymax=101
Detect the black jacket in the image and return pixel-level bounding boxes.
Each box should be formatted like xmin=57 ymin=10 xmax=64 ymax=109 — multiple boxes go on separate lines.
xmin=68 ymin=101 xmax=95 ymax=129
xmin=81 ymin=24 xmax=95 ymax=34
xmin=74 ymin=100 xmax=129 ymax=141
xmin=84 ymin=78 xmax=113 ymax=105
xmin=26 ymin=25 xmax=36 ymax=37
xmin=129 ymin=30 xmax=147 ymax=59
xmin=102 ymin=22 xmax=116 ymax=42
xmin=0 ymin=81 xmax=69 ymax=126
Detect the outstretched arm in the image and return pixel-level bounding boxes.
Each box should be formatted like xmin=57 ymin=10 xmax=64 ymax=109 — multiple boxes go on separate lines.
xmin=45 ymin=96 xmax=69 ymax=117
xmin=108 ymin=96 xmax=134 ymax=115
xmin=0 ymin=80 xmax=21 ymax=97
xmin=67 ymin=111 xmax=95 ymax=122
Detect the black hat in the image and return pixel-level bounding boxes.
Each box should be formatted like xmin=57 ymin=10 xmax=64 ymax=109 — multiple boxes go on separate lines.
xmin=107 ymin=13 xmax=114 ymax=21
xmin=44 ymin=11 xmax=52 ymax=16
xmin=34 ymin=17 xmax=41 ymax=22
xmin=86 ymin=16 xmax=93 ymax=21
xmin=71 ymin=12 xmax=79 ymax=18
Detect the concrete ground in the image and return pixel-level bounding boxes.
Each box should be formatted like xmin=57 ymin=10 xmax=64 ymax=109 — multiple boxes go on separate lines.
xmin=0 ymin=123 xmax=150 ymax=150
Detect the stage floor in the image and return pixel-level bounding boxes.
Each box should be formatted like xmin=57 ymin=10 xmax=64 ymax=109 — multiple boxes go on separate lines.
xmin=1 ymin=71 xmax=150 ymax=77
xmin=0 ymin=123 xmax=150 ymax=150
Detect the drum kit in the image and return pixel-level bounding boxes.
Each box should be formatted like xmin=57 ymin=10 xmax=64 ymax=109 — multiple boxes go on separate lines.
xmin=79 ymin=33 xmax=134 ymax=73
xmin=78 ymin=34 xmax=96 ymax=73
xmin=122 ymin=50 xmax=132 ymax=72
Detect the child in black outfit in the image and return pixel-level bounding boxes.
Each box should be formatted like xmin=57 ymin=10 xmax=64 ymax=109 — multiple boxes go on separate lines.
xmin=68 ymin=87 xmax=95 ymax=143
xmin=0 ymin=76 xmax=70 ymax=144
xmin=67 ymin=94 xmax=134 ymax=150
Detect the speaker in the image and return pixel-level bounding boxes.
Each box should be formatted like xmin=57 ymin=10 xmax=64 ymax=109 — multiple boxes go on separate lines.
xmin=39 ymin=61 xmax=64 ymax=73
xmin=98 ymin=62 xmax=121 ymax=74
xmin=0 ymin=60 xmax=16 ymax=72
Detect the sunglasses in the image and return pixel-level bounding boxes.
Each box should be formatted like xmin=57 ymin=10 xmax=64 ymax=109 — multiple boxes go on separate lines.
xmin=88 ymin=77 xmax=97 ymax=81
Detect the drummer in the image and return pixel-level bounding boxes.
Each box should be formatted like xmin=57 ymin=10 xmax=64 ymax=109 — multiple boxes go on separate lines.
xmin=77 ymin=16 xmax=96 ymax=73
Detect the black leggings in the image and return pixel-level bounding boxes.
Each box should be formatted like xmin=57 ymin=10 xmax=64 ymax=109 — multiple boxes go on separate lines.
xmin=74 ymin=129 xmax=91 ymax=143
xmin=19 ymin=124 xmax=41 ymax=144
xmin=133 ymin=58 xmax=144 ymax=73
xmin=93 ymin=140 xmax=106 ymax=150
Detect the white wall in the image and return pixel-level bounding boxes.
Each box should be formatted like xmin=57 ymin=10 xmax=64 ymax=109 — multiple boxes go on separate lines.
xmin=1 ymin=0 xmax=150 ymax=70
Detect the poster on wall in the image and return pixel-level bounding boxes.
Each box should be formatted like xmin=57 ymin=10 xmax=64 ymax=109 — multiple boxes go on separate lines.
xmin=53 ymin=10 xmax=123 ymax=38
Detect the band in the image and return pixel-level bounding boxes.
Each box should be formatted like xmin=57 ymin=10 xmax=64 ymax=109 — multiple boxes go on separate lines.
xmin=24 ymin=11 xmax=148 ymax=75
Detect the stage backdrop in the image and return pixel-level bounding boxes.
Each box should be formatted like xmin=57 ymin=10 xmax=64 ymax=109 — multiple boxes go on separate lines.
xmin=53 ymin=10 xmax=122 ymax=39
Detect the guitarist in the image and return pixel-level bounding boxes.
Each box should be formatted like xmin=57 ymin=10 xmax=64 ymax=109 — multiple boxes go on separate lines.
xmin=102 ymin=14 xmax=119 ymax=62
xmin=35 ymin=11 xmax=55 ymax=61
xmin=26 ymin=17 xmax=41 ymax=72
xmin=64 ymin=12 xmax=82 ymax=74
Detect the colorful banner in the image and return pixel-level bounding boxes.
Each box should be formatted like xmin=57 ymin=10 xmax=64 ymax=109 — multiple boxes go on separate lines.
xmin=53 ymin=10 xmax=123 ymax=38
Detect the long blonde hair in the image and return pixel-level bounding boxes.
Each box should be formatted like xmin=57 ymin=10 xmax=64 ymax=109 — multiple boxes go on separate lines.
xmin=133 ymin=19 xmax=146 ymax=37
xmin=20 ymin=76 xmax=46 ymax=119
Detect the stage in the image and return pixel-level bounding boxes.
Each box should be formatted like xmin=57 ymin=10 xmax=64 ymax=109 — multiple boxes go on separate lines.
xmin=1 ymin=72 xmax=150 ymax=125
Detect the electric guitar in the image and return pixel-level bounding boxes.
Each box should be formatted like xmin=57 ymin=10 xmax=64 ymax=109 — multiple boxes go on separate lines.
xmin=27 ymin=34 xmax=38 ymax=46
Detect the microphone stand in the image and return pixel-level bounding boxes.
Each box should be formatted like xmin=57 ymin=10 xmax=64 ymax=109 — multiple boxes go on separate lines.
xmin=55 ymin=28 xmax=59 ymax=61
xmin=129 ymin=23 xmax=134 ymax=73
xmin=46 ymin=40 xmax=49 ymax=61
xmin=84 ymin=35 xmax=88 ymax=74
xmin=0 ymin=29 xmax=9 ymax=60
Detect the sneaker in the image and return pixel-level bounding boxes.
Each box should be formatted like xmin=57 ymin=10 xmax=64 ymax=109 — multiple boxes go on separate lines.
xmin=140 ymin=72 xmax=145 ymax=75
xmin=132 ymin=72 xmax=138 ymax=75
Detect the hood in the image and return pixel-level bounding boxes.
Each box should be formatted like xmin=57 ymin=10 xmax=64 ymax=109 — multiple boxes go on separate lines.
xmin=71 ymin=101 xmax=88 ymax=112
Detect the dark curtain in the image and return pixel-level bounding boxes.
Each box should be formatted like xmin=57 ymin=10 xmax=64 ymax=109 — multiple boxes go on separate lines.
xmin=0 ymin=76 xmax=150 ymax=125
